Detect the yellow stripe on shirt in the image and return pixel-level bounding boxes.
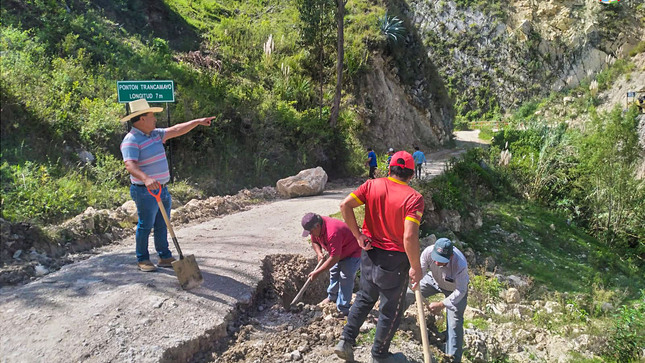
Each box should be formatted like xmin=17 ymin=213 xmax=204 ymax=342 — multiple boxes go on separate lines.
xmin=350 ymin=192 xmax=364 ymax=205
xmin=405 ymin=216 xmax=421 ymax=225
xmin=387 ymin=177 xmax=408 ymax=185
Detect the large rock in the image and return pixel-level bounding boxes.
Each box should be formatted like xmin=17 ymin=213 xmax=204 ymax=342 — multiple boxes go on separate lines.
xmin=276 ymin=167 xmax=328 ymax=198
xmin=504 ymin=288 xmax=522 ymax=304
xmin=439 ymin=209 xmax=462 ymax=232
xmin=119 ymin=200 xmax=138 ymax=224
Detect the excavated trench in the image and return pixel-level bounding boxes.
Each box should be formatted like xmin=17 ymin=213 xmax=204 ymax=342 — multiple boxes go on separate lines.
xmin=178 ymin=254 xmax=443 ymax=363
xmin=179 ymin=254 xmax=336 ymax=362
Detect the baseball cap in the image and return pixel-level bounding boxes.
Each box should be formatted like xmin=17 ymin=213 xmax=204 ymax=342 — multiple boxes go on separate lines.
xmin=431 ymin=238 xmax=454 ymax=263
xmin=301 ymin=213 xmax=322 ymax=237
xmin=389 ymin=151 xmax=415 ymax=171
xmin=388 ymin=148 xmax=394 ymax=153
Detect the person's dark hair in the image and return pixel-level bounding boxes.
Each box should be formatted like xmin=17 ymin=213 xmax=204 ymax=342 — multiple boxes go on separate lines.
xmin=367 ymin=147 xmax=373 ymax=151
xmin=390 ymin=161 xmax=414 ymax=179
xmin=414 ymin=146 xmax=420 ymax=151
xmin=130 ymin=114 xmax=143 ymax=124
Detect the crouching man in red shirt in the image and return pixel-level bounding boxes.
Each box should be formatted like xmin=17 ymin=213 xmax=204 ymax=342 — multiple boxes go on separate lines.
xmin=301 ymin=213 xmax=362 ymax=316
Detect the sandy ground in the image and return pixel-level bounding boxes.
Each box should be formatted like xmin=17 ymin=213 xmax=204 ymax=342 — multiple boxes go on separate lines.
xmin=0 ymin=132 xmax=485 ymax=363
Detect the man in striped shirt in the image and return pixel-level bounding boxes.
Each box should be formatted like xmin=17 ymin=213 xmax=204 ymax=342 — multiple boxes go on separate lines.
xmin=120 ymin=99 xmax=214 ymax=272
xmin=334 ymin=151 xmax=425 ymax=363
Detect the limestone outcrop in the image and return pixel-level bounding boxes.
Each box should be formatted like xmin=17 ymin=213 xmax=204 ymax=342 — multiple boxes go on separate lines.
xmin=404 ymin=0 xmax=643 ymax=116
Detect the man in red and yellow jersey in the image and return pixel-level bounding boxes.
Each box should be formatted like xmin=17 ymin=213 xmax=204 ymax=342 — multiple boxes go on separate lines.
xmin=334 ymin=151 xmax=424 ymax=363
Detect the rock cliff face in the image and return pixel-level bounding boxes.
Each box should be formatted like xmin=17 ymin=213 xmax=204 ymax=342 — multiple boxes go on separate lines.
xmin=354 ymin=54 xmax=453 ymax=151
xmin=403 ymin=0 xmax=643 ymax=118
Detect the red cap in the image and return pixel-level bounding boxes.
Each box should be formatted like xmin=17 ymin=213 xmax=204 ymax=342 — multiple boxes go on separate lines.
xmin=389 ymin=151 xmax=415 ymax=171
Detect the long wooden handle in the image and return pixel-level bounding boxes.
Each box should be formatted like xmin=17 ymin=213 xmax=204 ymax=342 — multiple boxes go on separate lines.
xmin=415 ymin=288 xmax=432 ymax=363
xmin=155 ymin=199 xmax=184 ymax=259
xmin=291 ymin=258 xmax=326 ymax=305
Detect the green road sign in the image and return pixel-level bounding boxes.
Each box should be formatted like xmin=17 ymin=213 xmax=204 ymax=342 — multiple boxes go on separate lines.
xmin=117 ymin=80 xmax=175 ymax=103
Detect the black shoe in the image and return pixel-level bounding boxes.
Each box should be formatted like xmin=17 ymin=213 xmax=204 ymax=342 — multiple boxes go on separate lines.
xmin=372 ymin=352 xmax=408 ymax=363
xmin=334 ymin=339 xmax=354 ymax=362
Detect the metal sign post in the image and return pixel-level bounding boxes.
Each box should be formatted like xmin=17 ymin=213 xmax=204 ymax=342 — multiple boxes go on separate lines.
xmin=117 ymin=80 xmax=176 ymax=183
xmin=167 ymin=105 xmax=173 ymax=183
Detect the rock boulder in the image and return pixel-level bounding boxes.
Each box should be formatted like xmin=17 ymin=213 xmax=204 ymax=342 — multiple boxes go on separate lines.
xmin=119 ymin=200 xmax=138 ymax=224
xmin=276 ymin=167 xmax=328 ymax=198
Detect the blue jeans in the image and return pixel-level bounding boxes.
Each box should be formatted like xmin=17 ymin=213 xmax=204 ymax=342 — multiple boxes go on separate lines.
xmin=130 ymin=185 xmax=173 ymax=262
xmin=327 ymin=256 xmax=361 ymax=315
xmin=406 ymin=273 xmax=468 ymax=362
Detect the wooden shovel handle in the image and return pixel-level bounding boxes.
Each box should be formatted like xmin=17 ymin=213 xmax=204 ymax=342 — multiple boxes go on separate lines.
xmin=415 ymin=288 xmax=432 ymax=363
xmin=291 ymin=257 xmax=326 ymax=306
xmin=147 ymin=186 xmax=184 ymax=259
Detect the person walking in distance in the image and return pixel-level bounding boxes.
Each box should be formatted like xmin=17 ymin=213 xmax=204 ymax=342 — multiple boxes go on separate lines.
xmin=120 ymin=99 xmax=215 ymax=272
xmin=386 ymin=148 xmax=395 ymax=166
xmin=366 ymin=147 xmax=378 ymax=179
xmin=412 ymin=146 xmax=427 ymax=179
xmin=334 ymin=151 xmax=425 ymax=363
xmin=406 ymin=238 xmax=469 ymax=362
xmin=300 ymin=213 xmax=362 ymax=316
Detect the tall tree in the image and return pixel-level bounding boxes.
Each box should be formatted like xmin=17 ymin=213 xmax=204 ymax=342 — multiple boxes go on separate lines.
xmin=297 ymin=0 xmax=336 ymax=119
xmin=328 ymin=0 xmax=346 ymax=128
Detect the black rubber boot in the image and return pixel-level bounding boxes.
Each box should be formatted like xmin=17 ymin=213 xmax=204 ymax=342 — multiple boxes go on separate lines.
xmin=333 ymin=339 xmax=354 ymax=362
xmin=371 ymin=352 xmax=408 ymax=363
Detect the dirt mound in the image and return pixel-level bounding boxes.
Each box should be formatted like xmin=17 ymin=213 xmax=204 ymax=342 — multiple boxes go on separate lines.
xmin=262 ymin=254 xmax=329 ymax=309
xmin=0 ymin=187 xmax=278 ymax=287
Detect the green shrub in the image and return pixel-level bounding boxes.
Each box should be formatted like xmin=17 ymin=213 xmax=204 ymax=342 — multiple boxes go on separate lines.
xmin=429 ymin=171 xmax=466 ymax=211
xmin=478 ymin=125 xmax=494 ymax=141
xmin=628 ymin=41 xmax=645 ymax=57
xmin=420 ymin=148 xmax=509 ymax=214
xmin=469 ymin=273 xmax=505 ymax=310
xmin=453 ymin=117 xmax=470 ymax=131
xmin=489 ymin=107 xmax=644 ymax=260
xmin=1 ymin=161 xmax=92 ymax=223
xmin=604 ymin=292 xmax=645 ymax=362
xmin=595 ymin=59 xmax=635 ymax=91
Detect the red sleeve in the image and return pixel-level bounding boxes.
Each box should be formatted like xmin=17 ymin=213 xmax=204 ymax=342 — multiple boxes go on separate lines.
xmin=350 ymin=181 xmax=369 ymax=205
xmin=405 ymin=194 xmax=424 ymax=225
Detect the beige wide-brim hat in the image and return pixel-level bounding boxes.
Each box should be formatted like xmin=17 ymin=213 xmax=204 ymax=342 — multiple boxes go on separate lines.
xmin=120 ymin=99 xmax=164 ymax=123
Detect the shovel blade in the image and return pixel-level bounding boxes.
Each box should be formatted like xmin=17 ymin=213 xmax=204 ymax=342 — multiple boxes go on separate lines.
xmin=172 ymin=255 xmax=203 ymax=289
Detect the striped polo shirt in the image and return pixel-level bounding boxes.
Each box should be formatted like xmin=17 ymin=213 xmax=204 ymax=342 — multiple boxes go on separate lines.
xmin=120 ymin=127 xmax=170 ymax=185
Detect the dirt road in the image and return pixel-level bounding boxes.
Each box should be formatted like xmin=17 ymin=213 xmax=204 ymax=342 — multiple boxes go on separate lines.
xmin=0 ymin=189 xmax=354 ymax=363
xmin=0 ymin=133 xmax=484 ymax=363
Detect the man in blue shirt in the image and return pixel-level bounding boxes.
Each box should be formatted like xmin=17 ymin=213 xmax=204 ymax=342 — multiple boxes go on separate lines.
xmin=412 ymin=146 xmax=426 ymax=179
xmin=366 ymin=147 xmax=378 ymax=179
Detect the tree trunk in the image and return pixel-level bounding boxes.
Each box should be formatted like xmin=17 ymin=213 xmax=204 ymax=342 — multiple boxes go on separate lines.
xmin=329 ymin=0 xmax=345 ymax=128
xmin=319 ymin=1 xmax=325 ymax=120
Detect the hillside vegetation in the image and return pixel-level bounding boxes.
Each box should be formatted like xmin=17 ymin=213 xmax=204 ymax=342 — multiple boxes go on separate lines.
xmin=3 ymin=0 xmax=443 ymax=224
xmin=416 ymin=110 xmax=644 ymax=361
